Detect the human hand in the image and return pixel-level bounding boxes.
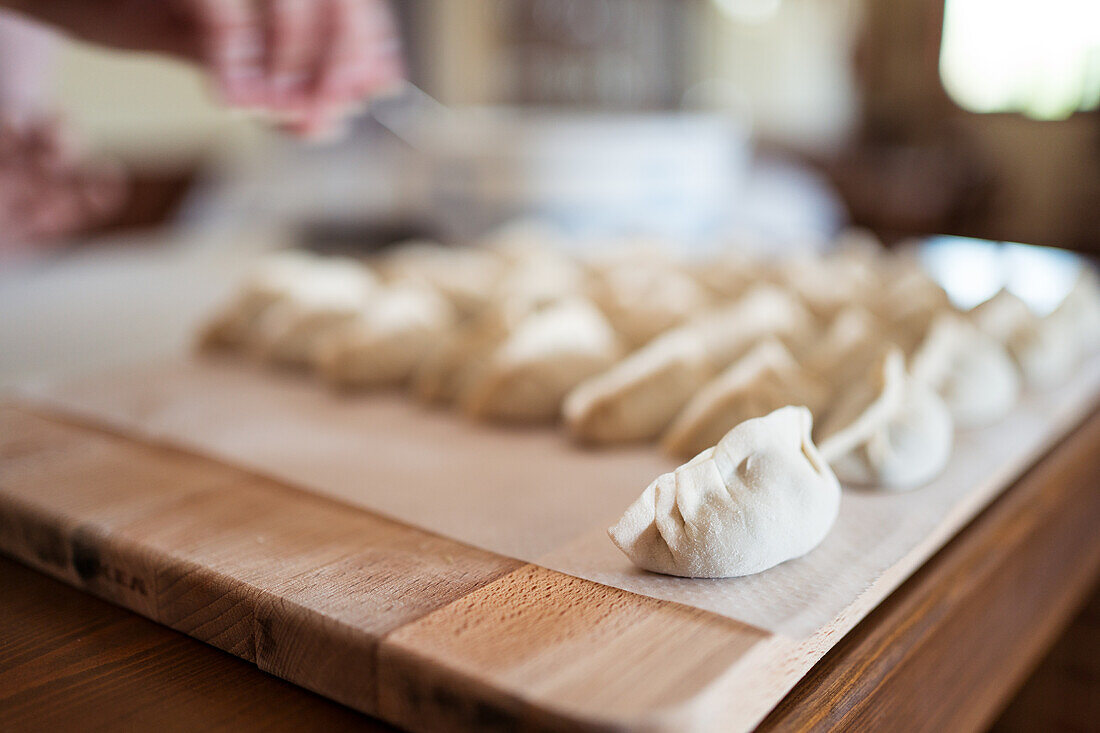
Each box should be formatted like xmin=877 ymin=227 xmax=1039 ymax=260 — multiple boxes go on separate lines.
xmin=0 ymin=115 xmax=126 ymax=258
xmin=184 ymin=0 xmax=405 ymax=137
xmin=3 ymin=0 xmax=405 ymax=139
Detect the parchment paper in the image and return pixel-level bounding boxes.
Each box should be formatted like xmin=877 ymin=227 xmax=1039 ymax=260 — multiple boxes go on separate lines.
xmin=17 ymin=354 xmax=1100 ymax=637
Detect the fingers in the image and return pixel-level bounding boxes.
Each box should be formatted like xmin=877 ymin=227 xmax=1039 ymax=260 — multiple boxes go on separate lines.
xmin=265 ymin=0 xmax=318 ymax=106
xmin=0 ymin=115 xmax=128 ymax=249
xmin=188 ymin=0 xmax=405 ymax=139
xmin=192 ymin=0 xmax=263 ymax=105
xmin=292 ymin=0 xmax=403 ymax=137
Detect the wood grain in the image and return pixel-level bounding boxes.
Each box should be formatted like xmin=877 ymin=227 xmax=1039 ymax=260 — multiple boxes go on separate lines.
xmin=2 ymin=402 xmax=1099 ymax=731
xmin=759 ymin=406 xmax=1100 ymax=731
xmin=0 ymin=405 xmax=521 ymax=720
xmin=991 ymin=587 xmax=1100 ymax=732
xmin=0 ymin=555 xmax=394 ymax=733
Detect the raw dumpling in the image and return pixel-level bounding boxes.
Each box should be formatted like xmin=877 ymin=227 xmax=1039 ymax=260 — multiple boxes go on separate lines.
xmin=411 ymin=290 xmax=554 ymax=406
xmin=609 ymin=406 xmax=840 ymax=578
xmin=779 ymin=254 xmax=878 ymax=319
xmin=198 ymin=250 xmax=321 ymax=350
xmin=564 ymin=328 xmax=713 ymax=444
xmin=875 ymin=265 xmax=952 ymax=354
xmin=909 ymin=314 xmax=1020 ymax=428
xmin=662 ymin=339 xmax=829 ymax=460
xmin=970 ymin=289 xmax=1035 ymax=343
xmin=970 ymin=289 xmax=1078 ymax=390
xmin=687 ymin=284 xmax=817 ymax=365
xmin=491 ymin=244 xmax=587 ymax=316
xmin=818 ymin=346 xmax=954 ymax=490
xmin=564 ymin=286 xmax=813 ymax=445
xmin=413 ymin=317 xmax=507 ymax=405
xmin=313 ymin=282 xmax=456 ymax=388
xmin=1058 ymin=269 xmax=1100 ymax=353
xmin=248 ymin=258 xmax=378 ymax=366
xmin=802 ymin=306 xmax=886 ymax=390
xmin=590 ymin=256 xmax=710 ymax=349
xmin=462 ymin=299 xmax=621 ymax=422
xmin=688 ymin=247 xmax=768 ymax=300
xmin=378 ymin=241 xmax=504 ymax=317
xmin=1005 ymin=317 xmax=1079 ymax=390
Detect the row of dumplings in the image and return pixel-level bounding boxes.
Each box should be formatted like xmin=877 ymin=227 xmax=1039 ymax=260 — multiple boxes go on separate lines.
xmin=201 ymin=228 xmax=1100 ymax=489
xmin=199 ymin=228 xmax=1100 ymax=578
xmin=606 ymin=261 xmax=1100 ymax=579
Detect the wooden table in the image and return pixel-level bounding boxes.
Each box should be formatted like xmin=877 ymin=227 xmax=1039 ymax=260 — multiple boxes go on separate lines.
xmin=2 ymin=403 xmax=1099 ymax=731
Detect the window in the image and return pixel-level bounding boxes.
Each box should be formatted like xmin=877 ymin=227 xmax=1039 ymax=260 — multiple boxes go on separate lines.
xmin=939 ymin=0 xmax=1100 ymax=120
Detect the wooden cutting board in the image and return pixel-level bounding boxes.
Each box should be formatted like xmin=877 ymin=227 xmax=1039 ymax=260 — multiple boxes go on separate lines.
xmin=3 ymin=401 xmax=1100 ymax=732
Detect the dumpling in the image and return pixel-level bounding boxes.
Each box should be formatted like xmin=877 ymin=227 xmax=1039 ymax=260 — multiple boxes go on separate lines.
xmin=801 ymin=306 xmax=886 ymax=390
xmin=564 ymin=328 xmax=713 ymax=444
xmin=609 ymin=406 xmax=840 ymax=578
xmin=909 ymin=314 xmax=1020 ymax=428
xmin=818 ymin=346 xmax=954 ymax=490
xmin=874 ymin=264 xmax=952 ymax=354
xmin=688 ymin=247 xmax=769 ymax=300
xmin=687 ymin=284 xmax=817 ymax=365
xmin=313 ymin=282 xmax=456 ymax=388
xmin=377 ymin=241 xmax=505 ymax=317
xmin=1004 ymin=317 xmax=1078 ymax=390
xmin=589 ymin=256 xmax=710 ymax=349
xmin=462 ymin=299 xmax=622 ymax=423
xmin=248 ymin=258 xmax=378 ymax=366
xmin=490 ymin=243 xmax=587 ymax=315
xmin=662 ymin=339 xmax=829 ymax=460
xmin=413 ymin=315 xmax=508 ymax=405
xmin=970 ymin=289 xmax=1079 ymax=390
xmin=779 ymin=254 xmax=878 ymax=320
xmin=970 ymin=289 xmax=1036 ymax=343
xmin=1058 ymin=269 xmax=1100 ymax=352
xmin=564 ymin=286 xmax=813 ymax=445
xmin=198 ymin=250 xmax=321 ymax=350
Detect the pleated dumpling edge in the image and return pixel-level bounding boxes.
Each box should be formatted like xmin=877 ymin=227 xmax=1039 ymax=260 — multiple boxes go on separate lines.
xmin=608 ymin=406 xmax=841 ymax=579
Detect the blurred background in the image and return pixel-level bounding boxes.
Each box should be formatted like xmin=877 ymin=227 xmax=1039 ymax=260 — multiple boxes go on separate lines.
xmin=5 ymin=0 xmax=1098 ymax=255
xmin=2 ymin=5 xmax=1099 ymax=728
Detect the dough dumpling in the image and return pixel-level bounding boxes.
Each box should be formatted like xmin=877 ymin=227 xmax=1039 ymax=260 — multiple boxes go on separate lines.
xmin=463 ymin=299 xmax=621 ymax=422
xmin=1057 ymin=269 xmax=1100 ymax=354
xmin=564 ymin=328 xmax=713 ymax=444
xmin=802 ymin=306 xmax=886 ymax=390
xmin=609 ymin=406 xmax=840 ymax=578
xmin=909 ymin=314 xmax=1020 ymax=428
xmin=688 ymin=247 xmax=767 ymax=299
xmin=198 ymin=250 xmax=321 ymax=350
xmin=971 ymin=290 xmax=1035 ymax=343
xmin=970 ymin=289 xmax=1079 ymax=390
xmin=590 ymin=257 xmax=710 ymax=349
xmin=780 ymin=254 xmax=878 ymax=319
xmin=565 ymin=286 xmax=812 ymax=445
xmin=818 ymin=346 xmax=953 ymax=490
xmin=413 ymin=317 xmax=507 ymax=405
xmin=687 ymin=284 xmax=817 ymax=365
xmin=314 ymin=282 xmax=456 ymax=388
xmin=662 ymin=339 xmax=829 ymax=460
xmin=491 ymin=246 xmax=587 ymax=316
xmin=248 ymin=258 xmax=378 ymax=366
xmin=875 ymin=265 xmax=952 ymax=353
xmin=378 ymin=241 xmax=504 ymax=317
xmin=1008 ymin=269 xmax=1100 ymax=384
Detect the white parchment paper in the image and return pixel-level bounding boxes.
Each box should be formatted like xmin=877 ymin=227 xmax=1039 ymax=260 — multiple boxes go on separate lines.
xmin=17 ymin=354 xmax=1100 ymax=637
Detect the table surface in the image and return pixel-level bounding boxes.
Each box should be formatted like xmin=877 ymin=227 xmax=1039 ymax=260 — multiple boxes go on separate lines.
xmin=3 ymin=237 xmax=1100 ymax=731
xmin=2 ymin=404 xmax=1099 ymax=732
